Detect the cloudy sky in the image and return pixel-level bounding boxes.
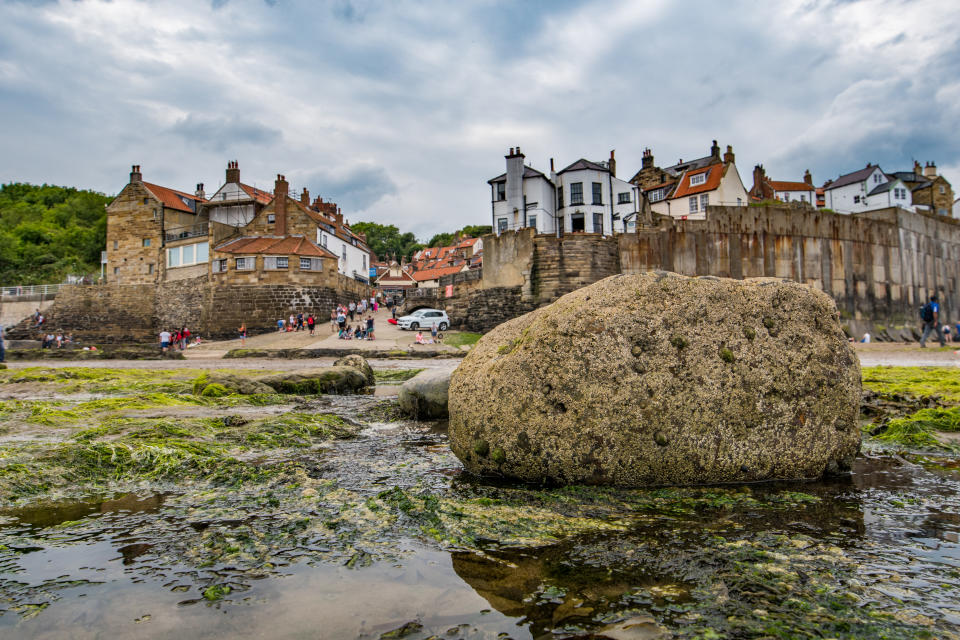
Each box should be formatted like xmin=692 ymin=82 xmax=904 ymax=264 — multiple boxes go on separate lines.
xmin=1 ymin=0 xmax=959 ymax=238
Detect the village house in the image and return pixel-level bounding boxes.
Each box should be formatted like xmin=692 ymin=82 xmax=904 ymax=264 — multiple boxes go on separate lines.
xmin=104 ymin=163 xmax=374 ymax=287
xmin=888 ymin=161 xmax=954 ymax=217
xmin=374 ymin=259 xmax=418 ymax=297
xmin=748 ymin=165 xmax=816 ymax=205
xmin=488 ymin=147 xmax=640 ymax=236
xmin=630 ymin=141 xmax=748 ymax=221
xmin=105 ymin=165 xmax=207 ymax=285
xmin=822 ymin=164 xmax=914 ymax=214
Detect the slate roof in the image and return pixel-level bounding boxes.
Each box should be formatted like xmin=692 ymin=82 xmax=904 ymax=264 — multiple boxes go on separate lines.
xmin=557 ymin=158 xmax=608 ymax=174
xmin=142 ymin=182 xmax=206 ymax=213
xmin=826 ymin=165 xmax=882 ymax=190
xmin=215 ymin=235 xmax=337 ymax=258
xmin=487 ymin=166 xmax=551 ymax=184
xmin=671 ymin=163 xmax=725 ymax=199
xmin=663 ymin=154 xmax=716 ymax=178
xmin=868 ymin=179 xmax=900 ymax=196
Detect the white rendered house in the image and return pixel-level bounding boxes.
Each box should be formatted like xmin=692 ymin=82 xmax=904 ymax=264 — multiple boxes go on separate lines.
xmin=823 ymin=165 xmax=914 ymax=214
xmin=649 ymin=146 xmax=748 ymax=220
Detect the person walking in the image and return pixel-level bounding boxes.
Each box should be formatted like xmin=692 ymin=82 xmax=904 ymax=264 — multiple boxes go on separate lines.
xmin=431 ymin=322 xmax=438 ymax=342
xmin=348 ymin=301 xmax=356 ymax=321
xmin=159 ymin=328 xmax=171 ymax=353
xmin=920 ymin=295 xmax=946 ymax=348
xmin=307 ymin=314 xmax=316 ymax=336
xmin=180 ymin=327 xmax=190 ymax=350
xmin=330 ymin=308 xmax=337 ymax=331
xmin=366 ymin=314 xmax=374 ymax=340
xmin=238 ymin=324 xmax=247 ymax=346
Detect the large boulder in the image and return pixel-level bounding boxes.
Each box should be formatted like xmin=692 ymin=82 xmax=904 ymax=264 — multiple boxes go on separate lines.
xmin=334 ymin=354 xmax=375 ymax=386
xmin=258 ymin=366 xmax=369 ymax=395
xmin=398 ymin=369 xmax=451 ymax=419
xmin=448 ymin=272 xmax=861 ymax=486
xmin=193 ymin=372 xmax=275 ymax=395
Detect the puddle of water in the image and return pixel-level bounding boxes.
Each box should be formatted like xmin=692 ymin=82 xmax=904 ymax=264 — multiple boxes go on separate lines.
xmin=2 ymin=392 xmax=960 ymax=638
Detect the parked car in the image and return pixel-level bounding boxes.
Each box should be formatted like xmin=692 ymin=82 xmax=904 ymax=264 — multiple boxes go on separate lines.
xmin=397 ymin=308 xmax=449 ymax=331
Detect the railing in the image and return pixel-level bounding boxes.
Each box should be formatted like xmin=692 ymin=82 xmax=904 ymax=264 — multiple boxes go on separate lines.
xmin=409 ymin=287 xmax=439 ymax=298
xmin=1 ymin=283 xmax=68 ymax=299
xmin=164 ymin=223 xmax=209 ymax=243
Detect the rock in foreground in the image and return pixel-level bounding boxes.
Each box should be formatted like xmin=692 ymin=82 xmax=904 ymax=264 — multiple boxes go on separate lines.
xmin=398 ymin=369 xmax=451 ymax=419
xmin=448 ymin=272 xmax=861 ymax=486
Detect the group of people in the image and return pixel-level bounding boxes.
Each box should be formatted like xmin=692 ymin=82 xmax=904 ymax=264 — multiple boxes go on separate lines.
xmin=414 ymin=323 xmax=443 ymax=345
xmin=334 ymin=303 xmax=375 ymax=340
xmin=41 ymin=332 xmax=72 ymax=349
xmin=278 ymin=313 xmax=317 ymax=336
xmin=158 ymin=327 xmax=199 ymax=352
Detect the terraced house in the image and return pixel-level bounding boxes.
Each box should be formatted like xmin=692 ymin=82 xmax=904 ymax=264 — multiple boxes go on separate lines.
xmin=104 ymin=163 xmax=375 ymax=287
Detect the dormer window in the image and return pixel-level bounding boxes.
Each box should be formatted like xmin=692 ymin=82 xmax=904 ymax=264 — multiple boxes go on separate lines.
xmin=690 ymin=173 xmax=706 ymax=186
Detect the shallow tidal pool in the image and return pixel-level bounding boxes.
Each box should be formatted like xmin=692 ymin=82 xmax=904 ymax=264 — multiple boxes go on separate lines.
xmin=0 ymin=366 xmax=959 ymax=639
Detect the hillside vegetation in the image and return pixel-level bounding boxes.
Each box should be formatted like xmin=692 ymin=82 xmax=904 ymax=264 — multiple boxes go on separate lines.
xmin=0 ymin=183 xmax=110 ymax=286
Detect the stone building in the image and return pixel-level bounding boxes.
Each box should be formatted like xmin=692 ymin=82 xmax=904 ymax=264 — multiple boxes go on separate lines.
xmin=889 ymin=161 xmax=954 ymax=217
xmin=748 ymin=165 xmax=816 ymax=205
xmin=105 ymin=165 xmax=206 ymax=285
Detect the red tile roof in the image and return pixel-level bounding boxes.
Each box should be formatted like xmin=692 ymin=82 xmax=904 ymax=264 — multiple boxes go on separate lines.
xmin=215 ymin=235 xmax=337 ymax=258
xmin=142 ymin=182 xmax=206 ymax=213
xmin=239 ymin=183 xmax=274 ymax=205
xmin=457 ymin=238 xmax=479 ymax=248
xmin=769 ymin=181 xmax=814 ymax=192
xmin=411 ymin=265 xmax=465 ymax=282
xmin=670 ymin=163 xmax=725 ymax=199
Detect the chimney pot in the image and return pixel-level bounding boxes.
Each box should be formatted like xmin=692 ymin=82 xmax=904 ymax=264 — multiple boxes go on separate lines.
xmin=130 ymin=164 xmax=142 ymax=183
xmin=226 ymin=161 xmax=240 ymax=184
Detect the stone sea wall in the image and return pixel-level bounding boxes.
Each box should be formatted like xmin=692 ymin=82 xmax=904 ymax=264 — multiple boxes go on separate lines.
xmin=454 ymin=205 xmax=960 ymax=338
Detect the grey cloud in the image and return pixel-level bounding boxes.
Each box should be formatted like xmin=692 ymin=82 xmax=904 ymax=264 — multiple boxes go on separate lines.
xmin=299 ymin=165 xmax=397 ymax=212
xmin=167 ymin=115 xmax=281 ymax=152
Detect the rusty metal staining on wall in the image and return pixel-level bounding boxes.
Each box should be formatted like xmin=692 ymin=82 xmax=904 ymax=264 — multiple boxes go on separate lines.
xmin=476 ymin=205 xmax=960 ymax=337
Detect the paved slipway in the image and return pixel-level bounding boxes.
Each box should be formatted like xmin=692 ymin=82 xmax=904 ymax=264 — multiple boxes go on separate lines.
xmin=853 ymin=342 xmax=960 ymax=368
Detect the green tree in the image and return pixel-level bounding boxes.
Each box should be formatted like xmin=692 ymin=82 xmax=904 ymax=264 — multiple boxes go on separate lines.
xmin=0 ymin=183 xmax=111 ymax=285
xmin=350 ymin=221 xmax=423 ymax=262
xmin=425 ymin=232 xmax=455 ymax=248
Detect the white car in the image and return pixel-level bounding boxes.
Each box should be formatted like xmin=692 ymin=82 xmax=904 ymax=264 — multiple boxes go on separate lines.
xmin=398 ymin=308 xmax=449 ymax=331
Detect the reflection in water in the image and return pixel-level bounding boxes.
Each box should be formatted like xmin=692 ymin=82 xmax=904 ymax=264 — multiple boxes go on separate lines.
xmin=1 ymin=399 xmax=959 ymax=638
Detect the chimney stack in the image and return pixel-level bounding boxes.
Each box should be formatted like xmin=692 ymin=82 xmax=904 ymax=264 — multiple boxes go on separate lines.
xmin=924 ymin=161 xmax=937 ymax=178
xmin=195 ymin=183 xmax=205 ymax=199
xmin=803 ymin=170 xmax=813 ymax=187
xmin=226 ymin=160 xmax=240 ymax=184
xmin=723 ymin=145 xmax=735 ymax=165
xmin=711 ymin=139 xmax=720 ymax=160
xmin=130 ymin=165 xmax=142 ymax=183
xmin=752 ymin=164 xmax=766 ymax=195
xmin=505 ymin=146 xmax=526 ymax=229
xmin=301 ymin=187 xmax=310 ymax=206
xmin=641 ymin=148 xmax=654 ymax=170
xmin=550 ymin=158 xmax=555 ymax=172
xmin=273 ymin=174 xmax=288 ymax=235
xmin=914 ymin=160 xmax=923 ymax=176
xmin=608 ymin=150 xmax=616 ymax=178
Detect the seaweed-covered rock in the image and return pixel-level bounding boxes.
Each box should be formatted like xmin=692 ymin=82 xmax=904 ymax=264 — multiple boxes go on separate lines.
xmin=193 ymin=373 xmax=274 ymax=396
xmin=398 ymin=369 xmax=451 ymax=419
xmin=334 ymin=354 xmax=375 ymax=386
xmin=448 ymin=272 xmax=861 ymax=486
xmin=257 ymin=366 xmax=369 ymax=395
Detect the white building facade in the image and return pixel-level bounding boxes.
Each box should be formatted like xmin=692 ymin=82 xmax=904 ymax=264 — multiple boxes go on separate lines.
xmin=489 ymin=148 xmax=640 ymax=236
xmin=824 ymin=165 xmax=914 ymax=214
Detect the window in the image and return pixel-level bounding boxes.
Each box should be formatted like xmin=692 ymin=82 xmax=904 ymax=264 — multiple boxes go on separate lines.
xmin=497 ymin=218 xmax=508 ymax=233
xmin=166 ymin=241 xmax=207 ymax=268
xmin=113 ymin=240 xmax=119 ymax=250
xmin=940 ymin=186 xmax=946 ymax=195
xmin=592 ymin=182 xmax=602 ymax=205
xmin=528 ymin=215 xmax=537 ymax=228
xmin=321 ymin=234 xmax=327 ymax=248
xmin=690 ymin=173 xmax=706 ymax=186
xmin=167 ymin=246 xmax=180 ymax=267
xmin=113 ymin=266 xmax=119 ymax=275
xmin=648 ymin=188 xmax=663 ymax=203
xmin=618 ymin=192 xmax=631 ymax=204
xmin=153 ymin=209 xmax=158 ymax=220
xmin=853 ymin=195 xmax=861 ymax=204
xmin=341 ymin=245 xmax=347 ymax=262
xmin=700 ymin=194 xmax=709 ymax=211
xmin=571 ymin=213 xmax=585 ymax=232
xmin=142 ymin=238 xmax=151 ymax=247
xmin=212 ymin=259 xmax=227 ymax=273
xmin=689 ymin=196 xmax=699 ymax=213
xmin=874 ymin=173 xmax=882 ymax=184
xmin=267 ymin=214 xmax=275 ymax=224
xmin=557 ymin=187 xmax=564 ymax=208
xmin=147 ymin=264 xmax=154 ymax=274
xmin=362 ymin=254 xmax=367 ymax=270
xmin=300 ymin=257 xmax=323 ymax=271
xmin=182 ymin=243 xmax=195 ymax=265
xmin=570 ymin=182 xmax=583 ymax=205
xmin=196 ymin=241 xmax=208 ymax=263
xmin=143 ymin=197 xmax=149 ymax=205
xmin=800 ymin=195 xmax=806 ymax=202
xmin=496 ymin=182 xmax=505 ymax=201
xmin=593 ymin=212 xmax=603 ymax=234
xmin=737 ymin=197 xmax=743 ymax=206
xmin=235 ymin=257 xmax=255 ymax=271
xmin=782 ymin=193 xmax=790 ymax=202
xmin=264 ymin=256 xmax=288 ymax=270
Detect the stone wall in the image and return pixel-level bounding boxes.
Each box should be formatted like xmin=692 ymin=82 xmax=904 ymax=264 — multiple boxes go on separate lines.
xmin=105 ymin=181 xmax=163 ymax=285
xmin=156 ymin=276 xmax=208 ymax=333
xmin=445 ymin=286 xmax=536 ymax=334
xmin=474 ymin=205 xmax=960 ymax=338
